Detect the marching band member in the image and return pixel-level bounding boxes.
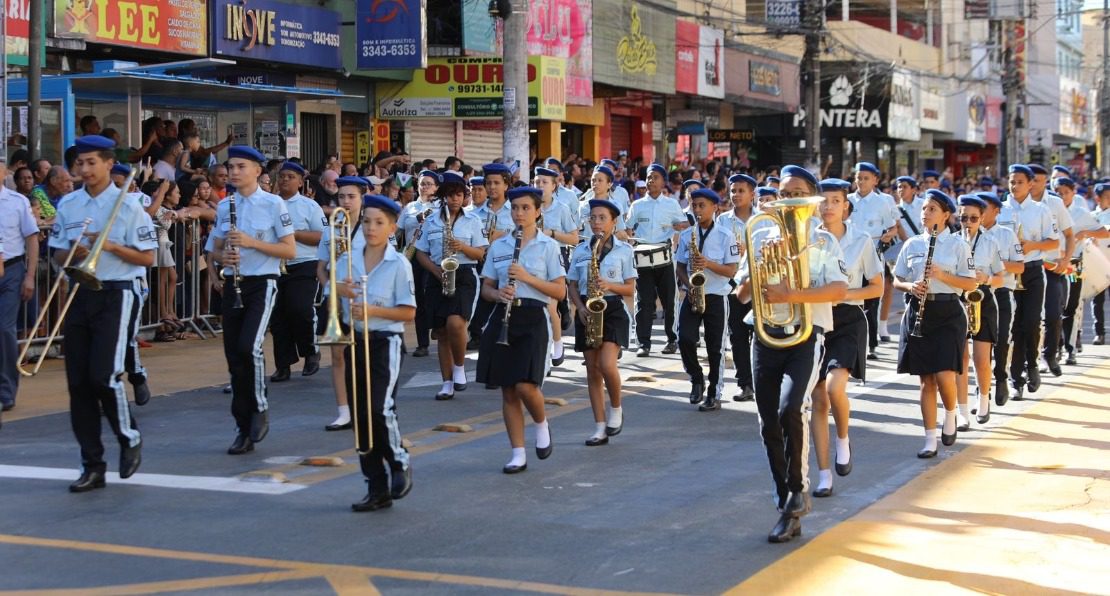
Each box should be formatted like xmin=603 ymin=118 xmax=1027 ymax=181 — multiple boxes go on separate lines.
xmin=846 ymin=162 xmax=898 ymax=360
xmin=468 ymin=164 xmax=515 ymax=358
xmin=567 ymin=200 xmax=637 ymax=445
xmin=1056 ymin=178 xmax=1109 ymax=363
xmin=595 ymin=158 xmax=631 ymax=215
xmin=414 ymin=172 xmax=488 ymax=401
xmin=717 ymin=173 xmax=758 ymax=401
xmin=810 ymin=179 xmax=882 ymax=498
xmin=1027 ymin=164 xmax=1074 ymax=376
xmin=954 ymin=196 xmax=1005 ymax=428
xmin=680 ymin=178 xmax=703 ymax=213
xmin=737 ymin=165 xmax=847 ymax=543
xmin=998 ymin=164 xmax=1057 ymax=400
xmin=543 ymin=157 xmax=582 ymax=232
xmin=536 ymin=167 xmax=578 ymax=364
xmin=921 ymin=170 xmax=942 ymax=191
xmin=49 ymin=135 xmax=156 ymax=491
xmin=398 ymin=169 xmax=440 ymax=357
xmin=675 ymin=188 xmax=740 ymax=411
xmin=892 ymin=189 xmax=977 ymax=458
xmin=976 ymin=191 xmax=1024 ymax=407
xmin=627 ymin=164 xmax=687 ymax=357
xmin=209 ymin=146 xmax=296 ymax=455
xmin=270 ymin=161 xmax=326 ymax=382
xmin=468 ymin=176 xmax=486 ymax=210
xmin=579 ymin=165 xmax=628 ymax=240
xmin=107 ymin=163 xmax=152 ymax=406
xmin=756 ymin=186 xmax=779 ymax=204
xmin=1090 ymin=184 xmax=1110 ymax=345
xmin=316 ymin=176 xmax=369 ymax=430
xmin=885 ymin=176 xmax=926 ymax=340
xmin=336 ymin=194 xmax=414 ymax=512
xmin=477 ymin=187 xmax=567 ymax=474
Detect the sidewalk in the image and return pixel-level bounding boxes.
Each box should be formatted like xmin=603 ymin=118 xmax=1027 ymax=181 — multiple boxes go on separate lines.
xmin=731 ymin=362 xmax=1110 ymax=594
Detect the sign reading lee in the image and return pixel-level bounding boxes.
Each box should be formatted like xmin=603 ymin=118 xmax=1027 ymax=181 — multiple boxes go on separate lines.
xmin=53 ymin=0 xmax=207 ymax=56
xmin=213 ymin=0 xmax=341 ymax=69
xmin=357 ymin=0 xmax=426 ymax=69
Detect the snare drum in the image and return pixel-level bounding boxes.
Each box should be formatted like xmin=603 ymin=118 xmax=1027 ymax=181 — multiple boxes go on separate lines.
xmin=634 ymin=243 xmax=673 ymax=268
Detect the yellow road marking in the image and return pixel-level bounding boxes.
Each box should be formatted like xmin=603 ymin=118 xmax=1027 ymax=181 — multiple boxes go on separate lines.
xmin=2 ymin=570 xmax=320 ymax=596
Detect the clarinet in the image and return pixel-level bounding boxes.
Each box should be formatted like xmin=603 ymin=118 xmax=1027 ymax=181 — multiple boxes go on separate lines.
xmin=910 ymin=224 xmax=939 ymax=337
xmin=496 ymin=226 xmax=525 ymax=346
xmin=227 ymin=195 xmax=244 ymax=309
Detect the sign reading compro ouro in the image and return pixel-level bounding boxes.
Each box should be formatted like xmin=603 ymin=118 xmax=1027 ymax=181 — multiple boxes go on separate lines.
xmin=53 ymin=0 xmax=207 ymax=56
xmin=213 ymin=0 xmax=341 ymax=69
xmin=357 ymin=0 xmax=426 ymax=70
xmin=376 ymin=56 xmax=566 ymax=121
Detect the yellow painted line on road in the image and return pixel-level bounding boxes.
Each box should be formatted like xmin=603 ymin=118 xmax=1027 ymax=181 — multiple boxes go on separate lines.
xmin=1 ymin=569 xmax=320 ymax=596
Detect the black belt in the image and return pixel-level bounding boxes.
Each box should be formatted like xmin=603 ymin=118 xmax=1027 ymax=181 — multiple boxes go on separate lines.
xmin=762 ymin=324 xmax=825 ymax=339
xmin=1023 ymin=260 xmax=1043 ymax=269
xmin=3 ymin=256 xmax=24 ymax=268
xmin=241 ymin=274 xmax=279 ymax=281
xmin=498 ymin=298 xmax=546 ymax=309
xmin=912 ymin=293 xmax=959 ymax=302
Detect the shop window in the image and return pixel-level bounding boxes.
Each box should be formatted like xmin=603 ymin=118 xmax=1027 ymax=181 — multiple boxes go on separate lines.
xmin=5 ymin=102 xmax=65 ymax=164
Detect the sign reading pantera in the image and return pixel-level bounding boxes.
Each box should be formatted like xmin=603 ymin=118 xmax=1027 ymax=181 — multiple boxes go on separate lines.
xmin=593 ymin=0 xmax=675 ymax=94
xmin=791 ymin=63 xmax=891 ymax=137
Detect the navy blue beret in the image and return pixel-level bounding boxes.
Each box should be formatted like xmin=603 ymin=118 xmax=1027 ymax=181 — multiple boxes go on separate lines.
xmin=958 ymin=195 xmax=988 ymax=210
xmin=781 ymin=165 xmax=818 ymax=188
xmin=544 ymin=157 xmax=563 ymax=170
xmin=1053 ymin=177 xmax=1076 ymax=189
xmin=682 ymin=178 xmax=703 ymax=189
xmin=1026 ymin=163 xmax=1048 ymax=175
xmin=922 ymin=169 xmax=940 ymax=179
xmin=418 ymin=169 xmax=442 ymax=183
xmin=924 ymin=189 xmax=956 ymax=212
xmin=765 ymin=176 xmax=780 ymax=185
xmin=976 ymin=192 xmax=1002 ymax=208
xmin=647 ymin=163 xmax=667 ymax=178
xmin=74 ymin=135 xmax=116 ymax=154
xmin=227 ymin=145 xmax=266 ymax=163
xmin=895 ymin=175 xmax=918 ymax=188
xmin=440 ymin=171 xmax=466 ymax=186
xmin=588 ymin=199 xmax=621 ymax=218
xmin=600 ymin=158 xmax=618 ymax=170
xmin=362 ymin=194 xmax=401 ymax=215
xmin=756 ymin=186 xmax=778 ymax=198
xmin=855 ymin=162 xmax=880 ymax=176
xmin=1094 ymin=183 xmax=1108 ymax=195
xmin=533 ymin=167 xmax=558 ymax=179
xmin=336 ymin=176 xmax=369 ymax=189
xmin=728 ymin=173 xmax=757 ymax=188
xmin=819 ymin=178 xmax=851 ymax=193
xmin=689 ymin=188 xmax=722 ymax=204
xmin=1008 ymin=164 xmax=1034 ymax=178
xmin=1052 ymin=165 xmax=1071 ymax=176
xmin=507 ymin=186 xmax=543 ymax=201
xmin=483 ymin=163 xmax=511 ymax=176
xmin=279 ymin=161 xmax=307 ymax=177
xmin=469 ymin=176 xmax=485 ymax=186
xmin=979 ymin=176 xmax=994 ymax=186
xmin=593 ymin=165 xmax=614 ymax=181
xmin=110 ymin=163 xmax=132 ymax=177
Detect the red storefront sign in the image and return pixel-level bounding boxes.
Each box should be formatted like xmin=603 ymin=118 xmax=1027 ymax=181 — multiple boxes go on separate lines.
xmin=53 ymin=0 xmax=207 ymax=56
xmin=674 ymin=20 xmax=699 ymax=95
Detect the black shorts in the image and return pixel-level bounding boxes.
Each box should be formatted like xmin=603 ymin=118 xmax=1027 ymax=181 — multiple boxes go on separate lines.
xmin=898 ymin=297 xmax=967 ymax=375
xmin=573 ymin=296 xmax=631 ymax=352
xmin=968 ymin=285 xmax=998 ymax=344
xmin=476 ymin=303 xmax=550 ymax=387
xmin=823 ymin=304 xmax=867 ymax=380
xmin=425 ymin=264 xmax=479 ymax=328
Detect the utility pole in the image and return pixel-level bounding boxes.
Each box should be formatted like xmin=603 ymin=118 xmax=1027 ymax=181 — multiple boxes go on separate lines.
xmin=28 ymin=0 xmax=42 ymax=157
xmin=496 ymin=0 xmax=529 ymax=183
xmin=1101 ymin=0 xmax=1109 ymax=174
xmin=801 ymin=0 xmax=822 ymax=171
xmin=1001 ymin=19 xmax=1026 ymax=166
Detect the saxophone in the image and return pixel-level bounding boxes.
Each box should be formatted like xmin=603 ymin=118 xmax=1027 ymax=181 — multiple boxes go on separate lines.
xmin=1014 ymin=223 xmax=1025 ymax=291
xmin=965 ymin=229 xmax=983 ymax=336
xmin=688 ymin=229 xmax=707 ymax=314
xmin=403 ymin=207 xmax=434 ymax=260
xmin=584 ymin=235 xmax=608 ymax=349
xmin=441 ymin=209 xmax=459 ymax=297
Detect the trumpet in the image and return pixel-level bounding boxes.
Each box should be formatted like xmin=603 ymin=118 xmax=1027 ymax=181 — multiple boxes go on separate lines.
xmin=441 ymin=209 xmax=459 ymax=297
xmin=355 ymin=274 xmax=373 ymax=454
xmin=687 ymin=230 xmax=707 ymax=314
xmin=745 ymin=196 xmax=822 ymax=348
xmin=584 ymin=234 xmax=607 ymax=349
xmin=317 ymin=208 xmax=355 ymax=347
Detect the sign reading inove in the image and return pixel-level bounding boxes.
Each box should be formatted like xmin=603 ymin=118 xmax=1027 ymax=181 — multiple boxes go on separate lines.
xmin=214 ymin=0 xmax=341 ymax=69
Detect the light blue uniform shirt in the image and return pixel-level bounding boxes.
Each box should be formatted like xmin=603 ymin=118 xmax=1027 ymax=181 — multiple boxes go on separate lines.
xmin=824 ymin=223 xmax=883 ymax=306
xmin=1032 ymin=191 xmax=1074 ymax=261
xmin=675 ymin=222 xmax=741 ymax=297
xmin=984 ymin=223 xmax=1022 ymax=290
xmin=415 ymin=209 xmax=488 ymax=265
xmin=337 ymin=244 xmax=416 ymax=333
xmin=566 ymin=237 xmax=638 ymax=297
xmin=480 ymin=231 xmax=564 ymax=304
xmin=963 ymin=229 xmax=1005 ymax=282
xmin=1066 ymin=199 xmax=1101 ymax=259
xmin=283 ymin=194 xmax=327 ymax=264
xmin=740 ymin=226 xmax=847 ymax=331
xmin=540 ymin=200 xmax=576 ymax=245
xmin=847 ymin=189 xmax=897 ymax=243
xmin=553 ymin=186 xmax=581 ymax=230
xmin=210 ymin=188 xmax=293 ymax=277
xmin=998 ymin=196 xmax=1057 ymax=262
xmin=399 ymin=198 xmax=436 ymax=246
xmin=1095 ymin=207 xmax=1110 ymax=249
xmin=627 ymin=193 xmax=686 ymax=243
xmin=0 ymin=186 xmax=39 ymax=258
xmin=894 ymin=228 xmax=974 ymax=295
xmin=49 ymin=184 xmax=158 ymax=281
xmin=316 ymin=218 xmax=367 ymax=296
xmin=469 ymin=200 xmax=515 ymax=239
xmin=886 ymin=196 xmax=926 ymax=262
xmin=578 ymin=195 xmax=627 ymax=235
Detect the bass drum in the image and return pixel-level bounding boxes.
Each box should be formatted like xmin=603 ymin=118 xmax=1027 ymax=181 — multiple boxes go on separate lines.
xmin=1080 ymin=239 xmax=1110 ymax=301
xmin=633 ymin=243 xmax=673 ymax=269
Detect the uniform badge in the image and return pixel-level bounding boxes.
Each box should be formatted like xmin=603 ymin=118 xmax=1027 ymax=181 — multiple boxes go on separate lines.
xmin=322 ymin=216 xmax=329 ymax=227
xmin=138 ymin=226 xmax=156 ymax=242
xmin=967 ymin=257 xmax=975 ymax=270
xmin=51 ymin=223 xmax=61 ymax=237
xmin=838 ymin=260 xmax=848 ymax=276
xmin=606 ymin=268 xmax=617 ymax=278
xmin=730 ymin=245 xmax=740 ymax=256
xmin=1052 ymin=223 xmax=1059 ymax=233
xmin=281 ymin=213 xmax=293 ymax=227
xmin=1016 ymin=243 xmax=1024 ymax=255
xmin=493 ymin=254 xmax=512 ymax=263
xmin=255 ymin=231 xmax=265 ymax=240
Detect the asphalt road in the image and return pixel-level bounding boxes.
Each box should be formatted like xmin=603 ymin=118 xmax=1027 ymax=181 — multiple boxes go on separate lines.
xmin=0 ymin=314 xmax=1071 ymax=595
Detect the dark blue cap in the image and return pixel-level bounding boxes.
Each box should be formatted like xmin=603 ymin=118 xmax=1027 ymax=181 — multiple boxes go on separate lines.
xmin=728 ymin=173 xmax=757 ymax=188
xmin=781 ymin=165 xmax=818 ymax=189
xmin=483 ymin=163 xmax=511 ymax=176
xmin=227 ymin=145 xmax=266 ymax=163
xmin=765 ymin=176 xmax=780 ymax=184
xmin=336 ymin=175 xmax=369 ymax=190
xmin=1095 ymin=183 xmax=1108 ymax=195
xmin=979 ymin=176 xmax=994 ymax=186
xmin=544 ymin=157 xmax=563 ymax=170
xmin=600 ymin=158 xmax=618 ymax=169
xmin=682 ymin=178 xmax=702 ymax=189
xmin=855 ymin=162 xmax=880 ymax=176
xmin=647 ymin=163 xmax=667 ymax=178
xmin=895 ymin=175 xmax=918 ymax=188
xmin=1026 ymin=163 xmax=1048 ymax=175
xmin=418 ymin=169 xmax=441 ymax=183
xmin=74 ymin=135 xmax=116 ymax=154
xmin=922 ymin=169 xmax=940 ymax=179
xmin=593 ymin=165 xmax=614 ymax=181
xmin=958 ymin=194 xmax=988 ymax=210
xmin=756 ymin=186 xmax=778 ymax=198
xmin=469 ymin=176 xmax=485 ymax=186
xmin=689 ymin=188 xmax=722 ymax=204
xmin=1053 ymin=177 xmax=1076 ymax=189
xmin=279 ymin=161 xmax=307 ymax=177
xmin=924 ymin=189 xmax=956 ymax=212
xmin=533 ymin=166 xmax=558 ymax=179
xmin=976 ymin=192 xmax=1002 ymax=208
xmin=362 ymin=194 xmax=401 ymax=215
xmin=1008 ymin=164 xmax=1034 ymax=178
xmin=1052 ymin=165 xmax=1071 ymax=176
xmin=819 ymin=178 xmax=851 ymax=193
xmin=110 ymin=163 xmax=132 ymax=177
xmin=588 ymin=199 xmax=621 ymax=218
xmin=440 ymin=171 xmax=466 ymax=186
xmin=507 ymin=186 xmax=542 ymax=201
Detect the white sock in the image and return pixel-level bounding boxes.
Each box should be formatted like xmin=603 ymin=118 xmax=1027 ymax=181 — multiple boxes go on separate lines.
xmin=552 ymin=342 xmax=564 ymax=359
xmin=835 ymin=436 xmax=851 ymax=466
xmin=331 ymin=405 xmax=350 ymax=425
xmin=590 ymin=422 xmax=607 ymax=440
xmin=879 ymin=321 xmax=889 ymax=336
xmin=978 ymin=393 xmax=990 ymax=414
xmin=439 ymin=381 xmax=454 ymax=396
xmin=958 ymin=403 xmax=970 ymax=419
xmin=535 ymin=420 xmax=551 ymax=449
xmin=507 ymin=447 xmax=526 ymax=468
xmin=923 ymin=428 xmax=938 ymax=452
xmin=607 ymin=405 xmax=623 ymax=428
xmin=452 ymin=365 xmax=467 ymax=385
xmin=943 ymin=409 xmax=957 ymax=435
xmin=817 ymin=469 xmax=833 ymax=490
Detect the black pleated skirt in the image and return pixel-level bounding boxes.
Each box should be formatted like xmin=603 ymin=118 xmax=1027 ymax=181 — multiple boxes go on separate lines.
xmin=425 ymin=264 xmax=479 ymax=328
xmin=573 ymin=296 xmax=631 ymax=352
xmin=898 ymin=297 xmax=967 ymax=375
xmin=476 ymin=304 xmax=550 ymax=387
xmin=968 ymin=285 xmax=998 ymax=344
xmin=823 ymin=303 xmax=868 ymax=380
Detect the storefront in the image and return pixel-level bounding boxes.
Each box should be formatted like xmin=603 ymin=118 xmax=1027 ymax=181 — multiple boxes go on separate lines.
xmin=723 ymin=46 xmax=801 ymax=170
xmin=668 ymin=20 xmax=727 ymax=164
xmin=944 ymin=86 xmax=1002 ymax=179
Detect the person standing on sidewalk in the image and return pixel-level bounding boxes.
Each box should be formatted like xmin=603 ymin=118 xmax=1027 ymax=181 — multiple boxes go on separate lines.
xmin=0 ymin=155 xmax=40 ymax=420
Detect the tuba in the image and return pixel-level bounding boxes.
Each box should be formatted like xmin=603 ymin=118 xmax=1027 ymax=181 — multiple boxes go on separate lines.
xmin=687 ymin=230 xmax=707 ymax=314
xmin=745 ymin=196 xmax=822 ymax=348
xmin=441 ymin=209 xmax=459 ymax=297
xmin=584 ymin=235 xmax=608 ymax=349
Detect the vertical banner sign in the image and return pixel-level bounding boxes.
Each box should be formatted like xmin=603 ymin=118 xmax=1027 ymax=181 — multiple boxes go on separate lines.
xmin=696 ymin=25 xmax=724 ymax=99
xmin=674 ymin=20 xmax=698 ymax=95
xmin=887 ymin=70 xmax=921 ymax=141
xmin=357 ymin=0 xmax=427 ymax=69
xmin=527 ymin=0 xmax=593 ymax=105
xmin=372 ymin=120 xmax=391 ymax=153
xmin=356 ymin=131 xmax=371 ymax=166
xmin=54 ymin=0 xmax=207 ymax=56
xmin=5 ymin=0 xmax=30 ymax=65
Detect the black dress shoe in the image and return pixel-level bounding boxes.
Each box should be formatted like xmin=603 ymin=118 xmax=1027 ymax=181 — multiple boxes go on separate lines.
xmin=502 ymin=462 xmax=527 ymax=474
xmin=69 ymin=469 xmax=107 ymax=493
xmin=661 ymin=342 xmax=678 ymax=355
xmin=812 ymin=486 xmax=834 ymax=498
xmin=917 ymin=448 xmax=937 ymax=459
xmin=227 ymin=434 xmax=254 ymax=455
xmin=454 ymin=381 xmax=467 ymax=392
xmin=270 ymin=367 xmax=291 ymax=383
xmin=133 ymin=382 xmax=151 ymax=406
xmin=325 ymin=421 xmax=352 ymax=431
xmin=466 ymin=337 xmax=481 ymax=350
xmin=688 ymin=382 xmax=705 ymax=405
xmin=222 ymin=384 xmax=232 ymax=394
xmin=957 ymin=418 xmax=970 ymax=432
xmin=585 ymin=435 xmax=609 ymax=446
xmin=636 ymin=346 xmax=650 ymax=357
xmin=768 ymin=514 xmax=802 ymax=543
xmin=941 ymin=427 xmax=957 ymax=446
xmin=1047 ymin=359 xmax=1062 ymax=377
xmin=867 ymin=350 xmax=879 ymax=361
xmin=249 ymin=410 xmax=269 ymax=443
xmin=390 ymin=467 xmax=413 ymax=499
xmin=485 ymin=382 xmax=498 ymax=390
xmin=995 ymin=381 xmax=1010 ymax=406
xmin=698 ymin=393 xmax=720 ymax=411
xmin=1065 ymin=351 xmax=1077 ymax=365
xmin=0 ymin=402 xmax=12 ymax=412
xmin=1095 ymin=334 xmax=1105 ymax=345
xmin=412 ymin=347 xmax=429 ymax=357
xmin=1027 ymin=367 xmax=1041 ymax=393
xmin=351 ymin=492 xmax=393 ymax=512
xmin=835 ymin=459 xmax=852 ymax=477
xmin=119 ymin=441 xmax=142 ymax=479
xmin=605 ymin=419 xmax=623 ymax=436
xmin=551 ymin=354 xmax=565 ymax=367
xmin=536 ymin=435 xmax=553 ymax=460
xmin=977 ymin=406 xmax=991 ymax=425
xmin=434 ymin=390 xmax=454 ymax=401
xmin=302 ymin=354 xmax=321 ymax=377
xmin=783 ymin=491 xmax=811 ymax=516
xmin=733 ymin=386 xmax=754 ymax=402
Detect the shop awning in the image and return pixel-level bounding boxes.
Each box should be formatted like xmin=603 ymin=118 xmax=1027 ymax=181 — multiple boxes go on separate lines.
xmin=62 ymin=70 xmax=361 ymax=106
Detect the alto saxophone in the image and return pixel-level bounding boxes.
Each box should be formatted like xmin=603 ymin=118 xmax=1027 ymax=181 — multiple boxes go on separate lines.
xmin=584 ymin=235 xmax=608 ymax=349
xmin=965 ymin=230 xmax=983 ymax=336
xmin=404 ymin=207 xmax=434 ymax=260
xmin=688 ymin=229 xmax=707 ymax=314
xmin=1014 ymin=223 xmax=1026 ymax=291
xmin=441 ymin=210 xmax=459 ymax=297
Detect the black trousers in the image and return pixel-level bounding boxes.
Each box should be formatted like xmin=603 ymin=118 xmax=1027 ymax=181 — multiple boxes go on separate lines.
xmin=124 ymin=279 xmax=146 ymax=387
xmin=412 ymin=266 xmax=431 ymax=349
xmin=1042 ymin=270 xmax=1068 ymax=362
xmin=727 ymin=294 xmax=753 ymax=388
xmin=635 ymin=262 xmax=677 ymax=348
xmin=1095 ymin=290 xmax=1106 ymax=336
xmin=753 ymin=331 xmax=823 ymax=509
xmin=863 ymin=292 xmax=880 ymax=351
xmin=64 ymin=286 xmax=141 ymax=473
xmin=222 ymin=276 xmax=277 ymax=433
xmin=678 ymin=294 xmax=727 ymax=395
xmin=1011 ymin=264 xmax=1046 ymax=385
xmin=1062 ymin=277 xmax=1083 ymax=351
xmin=993 ymin=288 xmax=1014 ymax=386
xmin=271 ymin=260 xmax=320 ymax=368
xmin=344 ymin=332 xmax=409 ymax=492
